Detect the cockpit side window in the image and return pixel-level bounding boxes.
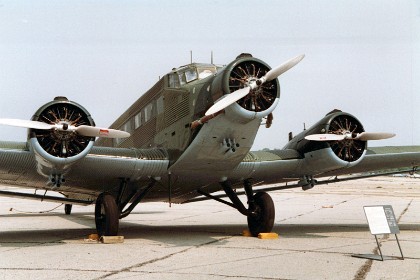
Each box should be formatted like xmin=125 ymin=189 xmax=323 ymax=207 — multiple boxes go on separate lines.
xmin=178 ymin=72 xmax=186 ymax=86
xmin=168 ymin=73 xmax=180 ymax=88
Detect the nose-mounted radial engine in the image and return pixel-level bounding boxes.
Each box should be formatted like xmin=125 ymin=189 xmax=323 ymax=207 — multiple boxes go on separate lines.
xmin=0 ymin=96 xmax=130 ymax=187
xmin=206 ymin=54 xmax=305 ymax=123
xmin=229 ymin=56 xmax=279 ymax=113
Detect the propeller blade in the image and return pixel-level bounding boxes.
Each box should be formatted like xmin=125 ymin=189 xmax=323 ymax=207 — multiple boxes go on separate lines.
xmin=75 ymin=125 xmax=130 ymax=138
xmin=354 ymin=132 xmax=396 ymax=141
xmin=305 ymin=132 xmax=396 ymax=142
xmin=205 ymin=87 xmax=250 ymax=116
xmin=305 ymin=134 xmax=346 ymax=141
xmin=263 ymin=54 xmax=305 ymax=82
xmin=0 ymin=118 xmax=54 ymax=130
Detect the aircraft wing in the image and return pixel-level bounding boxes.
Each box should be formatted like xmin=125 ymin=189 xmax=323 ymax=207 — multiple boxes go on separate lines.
xmin=183 ymin=145 xmax=419 ymax=204
xmin=239 ymin=146 xmax=420 ymax=184
xmin=319 ymin=146 xmax=420 ymax=177
xmin=0 ymin=141 xmax=170 ymax=204
xmin=252 ymin=146 xmax=420 ymax=180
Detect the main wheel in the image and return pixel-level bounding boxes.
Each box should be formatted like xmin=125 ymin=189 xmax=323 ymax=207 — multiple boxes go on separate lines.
xmin=95 ymin=193 xmax=119 ymax=236
xmin=64 ymin=204 xmax=72 ymax=215
xmin=247 ymin=192 xmax=275 ymax=237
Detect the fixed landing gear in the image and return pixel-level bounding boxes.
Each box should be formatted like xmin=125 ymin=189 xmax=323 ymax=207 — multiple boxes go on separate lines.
xmin=64 ymin=204 xmax=72 ymax=215
xmin=95 ymin=193 xmax=119 ymax=236
xmin=199 ymin=179 xmax=275 ymax=237
xmin=247 ymin=192 xmax=275 ymax=236
xmin=93 ymin=179 xmax=157 ymax=236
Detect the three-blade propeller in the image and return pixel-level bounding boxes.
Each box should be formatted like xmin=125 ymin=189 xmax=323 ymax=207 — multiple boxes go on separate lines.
xmin=0 ymin=118 xmax=130 ymax=138
xmin=205 ymin=54 xmax=305 ymax=116
xmin=304 ymin=132 xmax=395 ymax=142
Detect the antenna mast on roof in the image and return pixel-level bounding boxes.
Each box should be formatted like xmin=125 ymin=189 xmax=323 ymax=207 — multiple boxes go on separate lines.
xmin=190 ymin=50 xmax=193 ymax=64
xmin=211 ymin=51 xmax=214 ymax=64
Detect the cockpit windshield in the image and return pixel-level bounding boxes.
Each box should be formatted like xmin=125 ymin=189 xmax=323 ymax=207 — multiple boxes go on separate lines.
xmin=185 ymin=67 xmax=198 ymax=83
xmin=168 ymin=64 xmax=219 ymax=88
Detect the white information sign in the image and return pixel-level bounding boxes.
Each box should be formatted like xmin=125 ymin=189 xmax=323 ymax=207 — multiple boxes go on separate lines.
xmin=364 ymin=206 xmax=391 ymax=235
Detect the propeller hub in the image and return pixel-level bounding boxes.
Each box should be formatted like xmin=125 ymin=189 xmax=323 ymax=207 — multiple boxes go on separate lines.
xmin=61 ymin=123 xmax=69 ymax=131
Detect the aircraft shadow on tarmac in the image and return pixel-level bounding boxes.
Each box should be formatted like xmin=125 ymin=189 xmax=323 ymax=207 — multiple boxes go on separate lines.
xmin=0 ymin=206 xmax=420 ymax=247
xmin=1 ymin=209 xmax=419 ymax=248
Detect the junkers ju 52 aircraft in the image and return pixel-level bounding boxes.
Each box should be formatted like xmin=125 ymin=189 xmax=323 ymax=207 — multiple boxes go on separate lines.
xmin=0 ymin=53 xmax=419 ymax=237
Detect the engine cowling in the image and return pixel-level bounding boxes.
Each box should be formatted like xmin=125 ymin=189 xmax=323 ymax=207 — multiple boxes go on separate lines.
xmin=28 ymin=96 xmax=96 ymax=180
xmin=210 ymin=54 xmax=280 ymax=123
xmin=285 ymin=110 xmax=367 ymax=175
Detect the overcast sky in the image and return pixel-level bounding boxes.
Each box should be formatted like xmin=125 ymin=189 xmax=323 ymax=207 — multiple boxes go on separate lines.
xmin=0 ymin=0 xmax=419 ymax=150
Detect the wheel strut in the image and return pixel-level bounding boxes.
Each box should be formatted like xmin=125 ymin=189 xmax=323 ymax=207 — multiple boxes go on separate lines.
xmin=196 ymin=179 xmax=276 ymax=236
xmin=221 ymin=179 xmax=275 ymax=236
xmin=220 ymin=181 xmax=250 ymax=216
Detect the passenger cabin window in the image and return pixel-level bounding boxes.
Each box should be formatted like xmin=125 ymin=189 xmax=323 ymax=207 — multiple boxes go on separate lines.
xmin=123 ymin=120 xmax=133 ymax=134
xmin=134 ymin=111 xmax=142 ymax=129
xmin=156 ymin=96 xmax=164 ymax=114
xmin=144 ymin=103 xmax=153 ymax=122
xmin=114 ymin=138 xmax=123 ymax=146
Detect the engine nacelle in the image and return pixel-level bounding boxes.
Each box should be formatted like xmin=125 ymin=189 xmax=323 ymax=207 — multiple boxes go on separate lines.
xmin=210 ymin=54 xmax=280 ymax=123
xmin=28 ymin=97 xmax=95 ymax=181
xmin=285 ymin=110 xmax=367 ymax=175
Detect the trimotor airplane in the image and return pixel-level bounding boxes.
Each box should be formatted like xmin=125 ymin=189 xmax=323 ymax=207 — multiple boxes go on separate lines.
xmin=0 ymin=53 xmax=419 ymax=237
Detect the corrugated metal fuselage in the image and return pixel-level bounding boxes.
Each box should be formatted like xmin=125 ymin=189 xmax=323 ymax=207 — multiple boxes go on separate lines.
xmin=93 ymin=60 xmax=270 ymax=201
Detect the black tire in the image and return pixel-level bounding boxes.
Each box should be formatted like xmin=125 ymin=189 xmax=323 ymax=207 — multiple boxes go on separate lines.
xmin=95 ymin=193 xmax=119 ymax=236
xmin=64 ymin=204 xmax=72 ymax=215
xmin=247 ymin=192 xmax=275 ymax=237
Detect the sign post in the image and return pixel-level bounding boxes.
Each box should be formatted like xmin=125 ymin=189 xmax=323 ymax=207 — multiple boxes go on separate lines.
xmin=352 ymin=205 xmax=404 ymax=261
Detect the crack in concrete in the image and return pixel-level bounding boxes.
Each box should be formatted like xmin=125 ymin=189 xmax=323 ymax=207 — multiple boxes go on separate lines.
xmin=129 ymin=270 xmax=291 ymax=279
xmin=352 ymin=199 xmax=413 ymax=280
xmin=95 ymin=236 xmax=233 ymax=280
xmin=278 ymin=197 xmax=356 ymax=222
xmin=0 ymin=267 xmax=113 ymax=273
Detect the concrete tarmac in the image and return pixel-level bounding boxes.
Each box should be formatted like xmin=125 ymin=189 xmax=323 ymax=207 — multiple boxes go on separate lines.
xmin=0 ymin=176 xmax=419 ymax=280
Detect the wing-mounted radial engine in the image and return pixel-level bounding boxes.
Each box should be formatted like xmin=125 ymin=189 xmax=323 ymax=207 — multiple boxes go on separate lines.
xmin=205 ymin=54 xmax=305 ymax=123
xmin=0 ymin=96 xmax=129 ymax=187
xmin=285 ymin=110 xmax=395 ymax=176
xmin=29 ymin=97 xmax=95 ymax=184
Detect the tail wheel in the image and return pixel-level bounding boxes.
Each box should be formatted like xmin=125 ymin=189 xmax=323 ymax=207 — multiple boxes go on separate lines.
xmin=247 ymin=192 xmax=275 ymax=237
xmin=95 ymin=193 xmax=119 ymax=236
